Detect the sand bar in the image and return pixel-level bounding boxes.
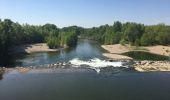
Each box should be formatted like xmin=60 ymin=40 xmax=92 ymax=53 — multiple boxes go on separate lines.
xmin=10 ymin=43 xmax=59 ymax=54
xmin=102 ymin=44 xmax=170 ymax=56
xmin=103 ymin=53 xmax=133 ymax=60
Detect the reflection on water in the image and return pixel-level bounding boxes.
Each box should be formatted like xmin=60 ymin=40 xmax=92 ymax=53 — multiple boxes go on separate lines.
xmin=14 ymin=39 xmax=106 ymax=67
xmin=1 ymin=40 xmax=170 ymax=100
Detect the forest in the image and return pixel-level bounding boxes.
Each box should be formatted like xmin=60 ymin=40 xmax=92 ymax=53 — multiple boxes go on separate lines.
xmin=0 ymin=19 xmax=79 ymax=60
xmin=81 ymin=21 xmax=170 ymax=46
xmin=0 ymin=19 xmax=170 ymax=60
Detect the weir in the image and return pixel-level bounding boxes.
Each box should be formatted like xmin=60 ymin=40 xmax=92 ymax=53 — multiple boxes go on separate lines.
xmin=5 ymin=58 xmax=130 ymax=73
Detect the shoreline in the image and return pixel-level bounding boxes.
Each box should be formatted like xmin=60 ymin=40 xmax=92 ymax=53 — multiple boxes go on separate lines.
xmin=2 ymin=43 xmax=170 ymax=72
xmin=10 ymin=43 xmax=66 ymax=54
xmin=101 ymin=44 xmax=170 ymax=72
xmin=133 ymin=61 xmax=170 ymax=72
xmin=102 ymin=44 xmax=170 ymax=56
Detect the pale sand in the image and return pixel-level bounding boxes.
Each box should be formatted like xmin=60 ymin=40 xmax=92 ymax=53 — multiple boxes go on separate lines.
xmin=102 ymin=44 xmax=170 ymax=72
xmin=25 ymin=43 xmax=58 ymax=53
xmin=103 ymin=53 xmax=133 ymax=60
xmin=102 ymin=44 xmax=170 ymax=56
xmin=102 ymin=44 xmax=131 ymax=54
xmin=102 ymin=44 xmax=133 ymax=60
xmin=145 ymin=45 xmax=170 ymax=56
xmin=11 ymin=43 xmax=59 ymax=54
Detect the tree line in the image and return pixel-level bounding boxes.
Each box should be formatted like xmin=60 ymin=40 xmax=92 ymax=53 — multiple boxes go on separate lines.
xmin=81 ymin=21 xmax=170 ymax=46
xmin=0 ymin=19 xmax=170 ymax=59
xmin=0 ymin=19 xmax=79 ymax=61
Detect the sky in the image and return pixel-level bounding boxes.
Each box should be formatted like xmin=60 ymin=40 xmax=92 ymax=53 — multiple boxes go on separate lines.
xmin=0 ymin=0 xmax=170 ymax=28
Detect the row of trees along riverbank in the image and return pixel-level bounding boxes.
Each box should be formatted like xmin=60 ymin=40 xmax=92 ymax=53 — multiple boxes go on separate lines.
xmin=81 ymin=21 xmax=170 ymax=46
xmin=0 ymin=19 xmax=80 ymax=61
xmin=0 ymin=19 xmax=170 ymax=59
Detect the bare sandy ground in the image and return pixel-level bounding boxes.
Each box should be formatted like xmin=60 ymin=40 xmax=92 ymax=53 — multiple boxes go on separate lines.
xmin=102 ymin=44 xmax=170 ymax=56
xmin=103 ymin=53 xmax=133 ymax=60
xmin=102 ymin=44 xmax=131 ymax=54
xmin=101 ymin=44 xmax=133 ymax=60
xmin=102 ymin=44 xmax=170 ymax=72
xmin=11 ymin=43 xmax=59 ymax=54
xmin=145 ymin=45 xmax=170 ymax=56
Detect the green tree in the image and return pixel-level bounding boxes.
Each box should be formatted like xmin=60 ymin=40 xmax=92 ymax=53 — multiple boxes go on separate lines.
xmin=156 ymin=32 xmax=170 ymax=45
xmin=66 ymin=31 xmax=78 ymax=47
xmin=113 ymin=21 xmax=122 ymax=32
xmin=123 ymin=23 xmax=144 ymax=45
xmin=140 ymin=32 xmax=156 ymax=46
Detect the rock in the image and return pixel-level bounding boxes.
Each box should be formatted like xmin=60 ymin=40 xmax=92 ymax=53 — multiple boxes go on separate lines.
xmin=63 ymin=63 xmax=66 ymax=66
xmin=140 ymin=61 xmax=146 ymax=65
xmin=134 ymin=61 xmax=170 ymax=72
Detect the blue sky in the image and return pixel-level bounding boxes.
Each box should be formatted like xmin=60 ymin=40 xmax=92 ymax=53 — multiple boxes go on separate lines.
xmin=0 ymin=0 xmax=170 ymax=28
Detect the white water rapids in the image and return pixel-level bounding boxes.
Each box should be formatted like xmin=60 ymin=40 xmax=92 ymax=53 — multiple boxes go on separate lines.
xmin=69 ymin=58 xmax=128 ymax=73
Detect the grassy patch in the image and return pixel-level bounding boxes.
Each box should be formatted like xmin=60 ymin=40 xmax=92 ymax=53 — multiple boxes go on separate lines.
xmin=132 ymin=46 xmax=149 ymax=51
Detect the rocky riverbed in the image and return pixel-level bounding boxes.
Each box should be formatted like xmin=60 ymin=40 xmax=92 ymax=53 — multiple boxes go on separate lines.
xmin=133 ymin=61 xmax=170 ymax=72
xmin=1 ymin=60 xmax=170 ymax=73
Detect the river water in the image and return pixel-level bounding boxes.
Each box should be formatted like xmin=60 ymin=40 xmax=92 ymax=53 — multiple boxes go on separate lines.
xmin=0 ymin=39 xmax=170 ymax=100
xmin=15 ymin=39 xmax=107 ymax=66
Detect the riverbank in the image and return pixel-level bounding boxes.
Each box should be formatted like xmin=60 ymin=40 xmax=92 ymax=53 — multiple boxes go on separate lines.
xmin=134 ymin=61 xmax=170 ymax=72
xmin=102 ymin=44 xmax=132 ymax=60
xmin=103 ymin=53 xmax=133 ymax=60
xmin=10 ymin=43 xmax=66 ymax=54
xmin=102 ymin=44 xmax=170 ymax=56
xmin=102 ymin=44 xmax=170 ymax=72
xmin=1 ymin=61 xmax=170 ymax=73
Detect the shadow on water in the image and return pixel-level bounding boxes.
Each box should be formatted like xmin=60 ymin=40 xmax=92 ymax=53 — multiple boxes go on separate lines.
xmin=0 ymin=69 xmax=5 ymax=80
xmin=0 ymin=53 xmax=24 ymax=67
xmin=122 ymin=51 xmax=170 ymax=61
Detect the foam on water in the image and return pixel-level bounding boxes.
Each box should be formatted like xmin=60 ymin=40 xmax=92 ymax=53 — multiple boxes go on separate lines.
xmin=69 ymin=58 xmax=127 ymax=73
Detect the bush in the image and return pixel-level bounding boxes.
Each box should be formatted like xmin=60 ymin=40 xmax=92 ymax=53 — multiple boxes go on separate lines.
xmin=46 ymin=37 xmax=60 ymax=49
xmin=135 ymin=39 xmax=140 ymax=46
xmin=120 ymin=39 xmax=126 ymax=46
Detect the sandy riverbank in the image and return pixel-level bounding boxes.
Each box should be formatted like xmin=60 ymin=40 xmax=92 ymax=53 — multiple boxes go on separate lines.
xmin=101 ymin=44 xmax=133 ymax=60
xmin=102 ymin=44 xmax=170 ymax=72
xmin=103 ymin=53 xmax=133 ymax=60
xmin=11 ymin=43 xmax=62 ymax=54
xmin=102 ymin=44 xmax=170 ymax=59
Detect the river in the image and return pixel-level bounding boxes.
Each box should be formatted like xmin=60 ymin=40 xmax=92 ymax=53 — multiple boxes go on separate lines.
xmin=0 ymin=39 xmax=170 ymax=100
xmin=15 ymin=39 xmax=107 ymax=66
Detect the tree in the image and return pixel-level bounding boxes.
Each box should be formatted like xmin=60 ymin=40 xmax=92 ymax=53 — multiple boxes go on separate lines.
xmin=66 ymin=31 xmax=78 ymax=47
xmin=104 ymin=26 xmax=114 ymax=44
xmin=46 ymin=36 xmax=60 ymax=49
xmin=123 ymin=23 xmax=144 ymax=45
xmin=140 ymin=32 xmax=156 ymax=46
xmin=156 ymin=32 xmax=170 ymax=45
xmin=113 ymin=21 xmax=122 ymax=32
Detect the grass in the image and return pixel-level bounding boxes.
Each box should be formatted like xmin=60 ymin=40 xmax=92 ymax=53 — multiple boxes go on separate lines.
xmin=132 ymin=46 xmax=149 ymax=51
